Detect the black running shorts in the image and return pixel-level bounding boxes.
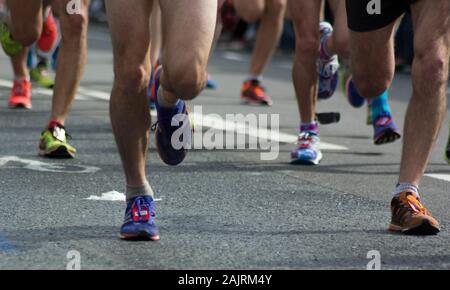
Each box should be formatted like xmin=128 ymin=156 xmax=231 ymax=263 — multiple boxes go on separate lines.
xmin=346 ymin=0 xmax=417 ymax=32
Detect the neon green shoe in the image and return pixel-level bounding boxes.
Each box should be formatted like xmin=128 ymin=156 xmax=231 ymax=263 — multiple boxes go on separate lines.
xmin=0 ymin=22 xmax=22 ymax=57
xmin=31 ymin=64 xmax=55 ymax=89
xmin=39 ymin=124 xmax=76 ymax=158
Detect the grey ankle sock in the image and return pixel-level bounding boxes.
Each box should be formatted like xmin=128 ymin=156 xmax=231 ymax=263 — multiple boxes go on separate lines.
xmin=126 ymin=181 xmax=154 ymax=201
xmin=393 ymin=183 xmax=420 ymax=197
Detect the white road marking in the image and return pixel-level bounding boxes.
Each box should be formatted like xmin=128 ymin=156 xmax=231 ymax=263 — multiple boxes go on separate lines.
xmin=425 ymin=174 xmax=450 ymax=183
xmin=0 ymin=78 xmax=348 ymax=151
xmin=221 ymin=52 xmax=246 ymax=62
xmin=187 ymin=112 xmax=348 ymax=151
xmin=0 ymin=155 xmax=99 ymax=173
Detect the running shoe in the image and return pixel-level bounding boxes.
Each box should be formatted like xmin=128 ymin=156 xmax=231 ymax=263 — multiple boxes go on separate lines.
xmin=389 ymin=192 xmax=440 ymax=235
xmin=318 ymin=22 xmax=339 ymax=100
xmin=148 ymin=68 xmax=157 ymax=111
xmin=39 ymin=123 xmax=76 ymax=158
xmin=120 ymin=196 xmax=160 ymax=241
xmin=206 ymin=74 xmax=218 ymax=90
xmin=241 ymin=80 xmax=273 ymax=106
xmin=345 ymin=76 xmax=365 ymax=108
xmin=373 ymin=111 xmax=401 ymax=145
xmin=152 ymin=66 xmax=192 ymax=166
xmin=291 ymin=132 xmax=323 ymax=165
xmin=8 ymin=79 xmax=32 ymax=109
xmin=0 ymin=22 xmax=22 ymax=56
xmin=30 ymin=63 xmax=55 ymax=89
xmin=446 ymin=126 xmax=450 ymax=164
xmin=37 ymin=12 xmax=57 ymax=53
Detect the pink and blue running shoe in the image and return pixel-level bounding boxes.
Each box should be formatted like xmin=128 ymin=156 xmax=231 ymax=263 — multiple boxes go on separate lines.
xmin=291 ymin=132 xmax=323 ymax=165
xmin=151 ymin=66 xmax=192 ymax=166
xmin=120 ymin=196 xmax=160 ymax=241
xmin=373 ymin=111 xmax=401 ymax=145
xmin=318 ymin=22 xmax=339 ymax=100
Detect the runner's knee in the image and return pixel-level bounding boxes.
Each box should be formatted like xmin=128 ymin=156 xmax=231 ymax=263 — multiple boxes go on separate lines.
xmin=114 ymin=64 xmax=149 ymax=94
xmin=165 ymin=66 xmax=207 ymax=100
xmin=413 ymin=46 xmax=449 ymax=87
xmin=235 ymin=1 xmax=264 ymax=22
xmin=11 ymin=23 xmax=40 ymax=46
xmin=353 ymin=74 xmax=391 ymax=98
xmin=295 ymin=36 xmax=320 ymax=58
xmin=266 ymin=0 xmax=287 ymax=18
xmin=60 ymin=12 xmax=88 ymax=39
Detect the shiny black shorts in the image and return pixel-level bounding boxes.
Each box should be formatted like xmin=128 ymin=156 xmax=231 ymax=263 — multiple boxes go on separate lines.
xmin=346 ymin=0 xmax=417 ymax=32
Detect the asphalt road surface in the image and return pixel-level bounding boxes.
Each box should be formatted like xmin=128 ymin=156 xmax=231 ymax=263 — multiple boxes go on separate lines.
xmin=1 ymin=24 xmax=450 ymax=270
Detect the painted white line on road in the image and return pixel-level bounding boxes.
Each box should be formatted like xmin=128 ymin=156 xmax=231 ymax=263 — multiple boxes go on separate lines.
xmin=0 ymin=155 xmax=99 ymax=173
xmin=425 ymin=174 xmax=450 ymax=183
xmin=188 ymin=112 xmax=348 ymax=151
xmin=0 ymin=79 xmax=105 ymax=101
xmin=77 ymin=87 xmax=110 ymax=101
xmin=85 ymin=191 xmax=162 ymax=202
xmin=150 ymin=110 xmax=347 ymax=150
xmin=0 ymin=78 xmax=348 ymax=150
xmin=221 ymin=52 xmax=246 ymax=62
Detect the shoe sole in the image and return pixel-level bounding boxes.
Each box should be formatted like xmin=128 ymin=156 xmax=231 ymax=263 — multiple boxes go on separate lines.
xmin=9 ymin=103 xmax=32 ymax=110
xmin=120 ymin=232 xmax=160 ymax=241
xmin=291 ymin=152 xmax=323 ymax=166
xmin=39 ymin=145 xmax=75 ymax=159
xmin=389 ymin=220 xmax=440 ymax=236
xmin=241 ymin=100 xmax=273 ymax=107
xmin=374 ymin=128 xmax=401 ymax=145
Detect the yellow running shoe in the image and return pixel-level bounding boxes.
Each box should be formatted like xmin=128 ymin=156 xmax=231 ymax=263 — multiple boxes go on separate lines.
xmin=39 ymin=123 xmax=76 ymax=158
xmin=30 ymin=63 xmax=55 ymax=89
xmin=0 ymin=22 xmax=22 ymax=57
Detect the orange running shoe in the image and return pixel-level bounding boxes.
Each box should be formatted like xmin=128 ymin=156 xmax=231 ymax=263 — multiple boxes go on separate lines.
xmin=240 ymin=80 xmax=273 ymax=106
xmin=8 ymin=79 xmax=32 ymax=109
xmin=37 ymin=12 xmax=58 ymax=53
xmin=389 ymin=192 xmax=440 ymax=235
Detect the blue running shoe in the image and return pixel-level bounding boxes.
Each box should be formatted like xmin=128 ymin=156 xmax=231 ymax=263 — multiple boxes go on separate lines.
xmin=148 ymin=69 xmax=157 ymax=111
xmin=373 ymin=111 xmax=401 ymax=145
xmin=345 ymin=75 xmax=365 ymax=108
xmin=147 ymin=64 xmax=161 ymax=111
xmin=152 ymin=66 xmax=192 ymax=166
xmin=318 ymin=22 xmax=339 ymax=100
xmin=120 ymin=196 xmax=160 ymax=241
xmin=291 ymin=132 xmax=323 ymax=165
xmin=206 ymin=74 xmax=218 ymax=90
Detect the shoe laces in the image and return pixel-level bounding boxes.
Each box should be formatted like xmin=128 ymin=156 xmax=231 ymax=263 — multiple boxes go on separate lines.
xmin=132 ymin=197 xmax=154 ymax=222
xmin=12 ymin=80 xmax=29 ymax=96
xmin=47 ymin=124 xmax=72 ymax=141
xmin=37 ymin=63 xmax=50 ymax=77
xmin=246 ymin=80 xmax=269 ymax=100
xmin=398 ymin=193 xmax=429 ymax=216
xmin=296 ymin=132 xmax=315 ymax=149
xmin=374 ymin=112 xmax=392 ymax=126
